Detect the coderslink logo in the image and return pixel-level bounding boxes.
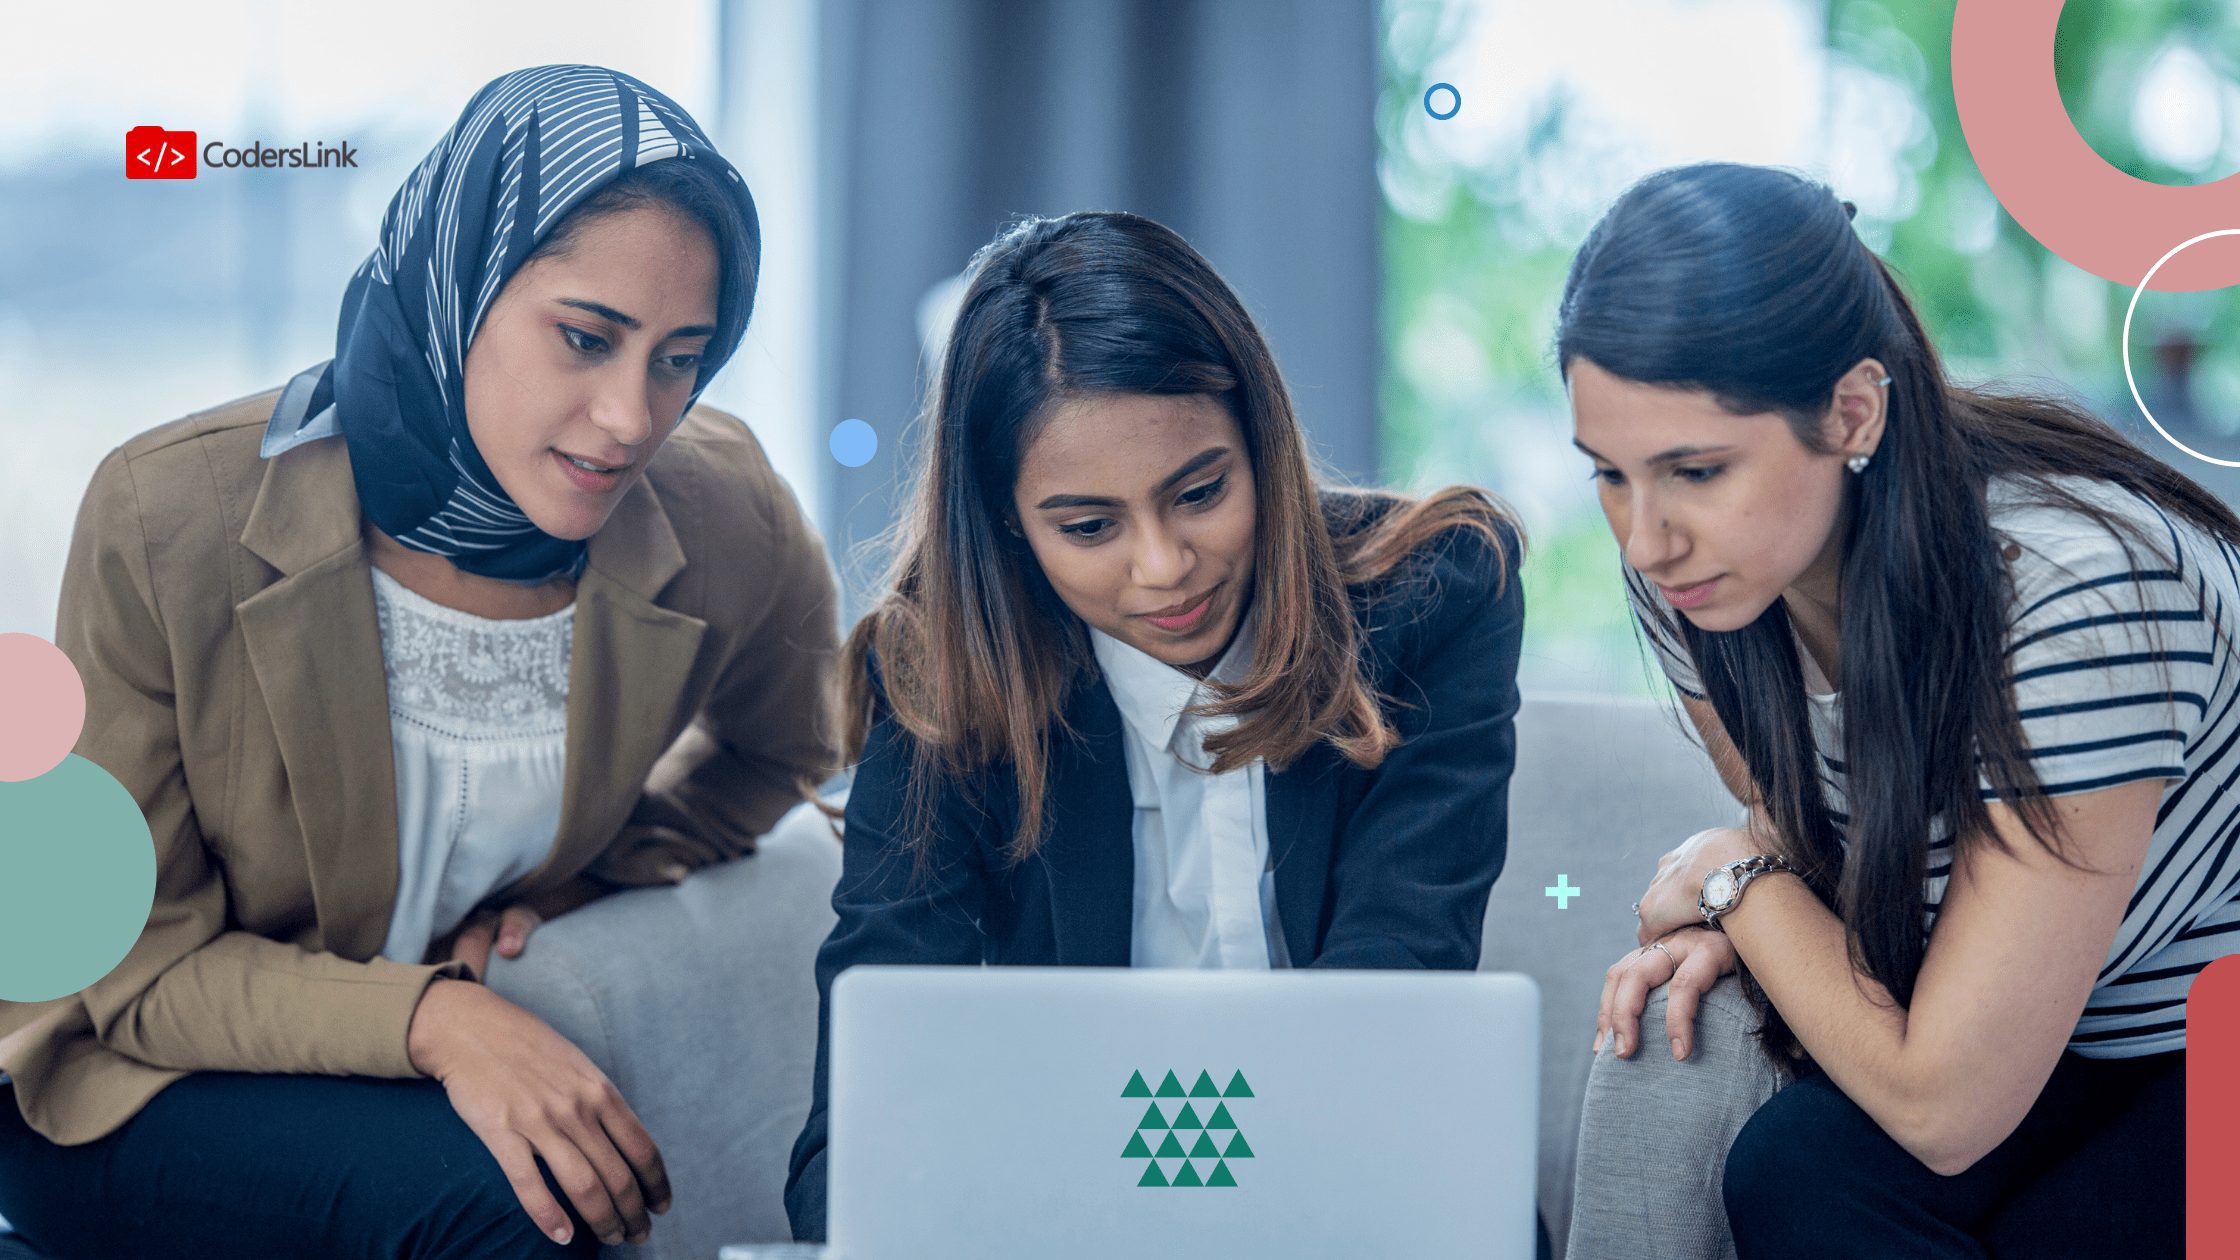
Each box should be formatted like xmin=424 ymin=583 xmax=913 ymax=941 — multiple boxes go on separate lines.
xmin=125 ymin=125 xmax=357 ymax=179
xmin=205 ymin=138 xmax=359 ymax=170
xmin=125 ymin=126 xmax=194 ymax=179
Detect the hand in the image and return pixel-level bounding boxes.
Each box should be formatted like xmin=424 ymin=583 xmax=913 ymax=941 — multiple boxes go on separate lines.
xmin=1634 ymin=826 xmax=1760 ymax=944
xmin=1594 ymin=927 xmax=1738 ymax=1061
xmin=444 ymin=903 xmax=544 ymax=982
xmin=407 ymin=978 xmax=671 ymax=1248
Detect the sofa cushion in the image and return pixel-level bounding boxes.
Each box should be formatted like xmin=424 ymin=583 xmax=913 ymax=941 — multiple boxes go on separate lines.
xmin=1481 ymin=694 xmax=1735 ymax=1259
xmin=486 ymin=800 xmax=843 ymax=1260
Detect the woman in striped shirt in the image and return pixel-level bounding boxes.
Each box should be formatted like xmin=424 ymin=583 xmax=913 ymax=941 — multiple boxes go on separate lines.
xmin=1561 ymin=163 xmax=2224 ymax=1260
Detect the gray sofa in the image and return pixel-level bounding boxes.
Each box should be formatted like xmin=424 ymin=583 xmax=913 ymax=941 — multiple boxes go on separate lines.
xmin=0 ymin=694 xmax=1731 ymax=1260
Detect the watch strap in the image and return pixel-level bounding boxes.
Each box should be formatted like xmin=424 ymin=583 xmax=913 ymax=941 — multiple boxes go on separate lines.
xmin=1699 ymin=853 xmax=1795 ymax=931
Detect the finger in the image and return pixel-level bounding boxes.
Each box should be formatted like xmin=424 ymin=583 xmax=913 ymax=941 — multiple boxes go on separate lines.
xmin=1594 ymin=960 xmax=1626 ymax=1055
xmin=1598 ymin=956 xmax=1637 ymax=1056
xmin=1664 ymin=952 xmax=1714 ymax=1061
xmin=1612 ymin=954 xmax=1674 ymax=1058
xmin=489 ymin=1132 xmax=577 ymax=1248
xmin=497 ymin=905 xmax=542 ymax=958
xmin=454 ymin=923 xmax=494 ymax=982
xmin=599 ymin=1096 xmax=672 ymax=1215
xmin=534 ymin=1127 xmax=627 ymax=1246
xmin=567 ymin=1111 xmax=650 ymax=1243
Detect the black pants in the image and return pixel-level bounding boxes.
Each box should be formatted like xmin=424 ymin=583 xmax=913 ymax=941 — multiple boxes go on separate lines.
xmin=1723 ymin=1048 xmax=2183 ymax=1258
xmin=0 ymin=1073 xmax=597 ymax=1260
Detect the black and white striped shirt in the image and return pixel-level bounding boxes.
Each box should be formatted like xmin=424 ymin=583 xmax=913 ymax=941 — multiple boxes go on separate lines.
xmin=1624 ymin=473 xmax=2240 ymax=1058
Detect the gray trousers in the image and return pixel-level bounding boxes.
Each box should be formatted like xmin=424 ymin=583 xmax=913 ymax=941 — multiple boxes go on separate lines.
xmin=1565 ymin=974 xmax=1793 ymax=1260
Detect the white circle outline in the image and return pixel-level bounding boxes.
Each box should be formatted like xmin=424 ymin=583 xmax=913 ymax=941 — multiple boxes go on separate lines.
xmin=2122 ymin=228 xmax=2240 ymax=468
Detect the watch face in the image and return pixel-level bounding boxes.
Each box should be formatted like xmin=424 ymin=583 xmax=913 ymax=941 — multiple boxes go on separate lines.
xmin=1705 ymin=869 xmax=1740 ymax=909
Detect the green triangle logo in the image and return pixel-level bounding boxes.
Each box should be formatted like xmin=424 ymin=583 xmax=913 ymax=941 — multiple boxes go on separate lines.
xmin=1171 ymin=1103 xmax=1203 ymax=1130
xmin=1138 ymin=1103 xmax=1168 ymax=1130
xmin=1122 ymin=1131 xmax=1153 ymax=1158
xmin=1207 ymin=1103 xmax=1236 ymax=1130
xmin=1138 ymin=1161 xmax=1170 ymax=1187
xmin=1225 ymin=1132 xmax=1254 ymax=1158
xmin=1189 ymin=1070 xmax=1221 ymax=1097
xmin=1189 ymin=1132 xmax=1221 ymax=1158
xmin=1122 ymin=1070 xmax=1152 ymax=1098
xmin=1155 ymin=1071 xmax=1186 ymax=1098
xmin=1223 ymin=1070 xmax=1254 ymax=1098
xmin=1173 ymin=1160 xmax=1205 ymax=1188
xmin=1156 ymin=1131 xmax=1188 ymax=1158
xmin=1207 ymin=1159 xmax=1237 ymax=1187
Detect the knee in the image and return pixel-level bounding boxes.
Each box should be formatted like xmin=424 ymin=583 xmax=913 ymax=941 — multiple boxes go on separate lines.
xmin=1604 ymin=972 xmax=1760 ymax=1075
xmin=1576 ymin=974 xmax=1781 ymax=1162
xmin=1685 ymin=970 xmax=1761 ymax=1029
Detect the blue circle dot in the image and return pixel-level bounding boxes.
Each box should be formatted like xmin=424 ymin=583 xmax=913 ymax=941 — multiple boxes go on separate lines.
xmin=1424 ymin=82 xmax=1461 ymax=121
xmin=830 ymin=419 xmax=878 ymax=468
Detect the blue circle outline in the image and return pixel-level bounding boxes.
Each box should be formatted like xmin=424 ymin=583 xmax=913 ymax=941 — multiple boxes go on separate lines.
xmin=1424 ymin=82 xmax=1461 ymax=121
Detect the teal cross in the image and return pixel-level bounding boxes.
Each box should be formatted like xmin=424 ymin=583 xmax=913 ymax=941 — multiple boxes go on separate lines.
xmin=1544 ymin=874 xmax=1581 ymax=909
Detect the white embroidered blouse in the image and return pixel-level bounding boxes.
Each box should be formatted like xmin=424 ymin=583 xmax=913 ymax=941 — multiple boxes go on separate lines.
xmin=369 ymin=566 xmax=573 ymax=964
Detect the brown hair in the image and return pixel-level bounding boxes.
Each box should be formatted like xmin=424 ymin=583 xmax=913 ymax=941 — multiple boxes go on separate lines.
xmin=841 ymin=211 xmax=1519 ymax=865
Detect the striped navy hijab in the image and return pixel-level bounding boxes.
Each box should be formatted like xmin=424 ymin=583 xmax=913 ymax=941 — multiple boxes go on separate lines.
xmin=263 ymin=64 xmax=761 ymax=584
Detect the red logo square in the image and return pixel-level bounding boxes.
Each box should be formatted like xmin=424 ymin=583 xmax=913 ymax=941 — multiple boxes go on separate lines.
xmin=125 ymin=126 xmax=196 ymax=179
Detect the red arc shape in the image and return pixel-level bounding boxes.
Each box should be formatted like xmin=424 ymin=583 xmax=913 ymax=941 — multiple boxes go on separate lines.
xmin=1953 ymin=1 xmax=2240 ymax=291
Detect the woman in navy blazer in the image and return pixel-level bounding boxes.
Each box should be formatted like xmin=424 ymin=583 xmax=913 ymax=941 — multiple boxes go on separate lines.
xmin=785 ymin=211 xmax=1526 ymax=1241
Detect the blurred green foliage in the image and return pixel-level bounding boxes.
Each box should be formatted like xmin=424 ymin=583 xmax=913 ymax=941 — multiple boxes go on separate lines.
xmin=1377 ymin=0 xmax=2240 ymax=693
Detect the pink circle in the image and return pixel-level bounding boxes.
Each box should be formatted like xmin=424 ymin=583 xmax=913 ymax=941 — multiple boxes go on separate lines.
xmin=0 ymin=634 xmax=87 ymax=782
xmin=1953 ymin=2 xmax=2240 ymax=291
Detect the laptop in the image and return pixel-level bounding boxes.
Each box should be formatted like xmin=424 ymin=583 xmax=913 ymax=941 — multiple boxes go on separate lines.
xmin=825 ymin=966 xmax=1540 ymax=1260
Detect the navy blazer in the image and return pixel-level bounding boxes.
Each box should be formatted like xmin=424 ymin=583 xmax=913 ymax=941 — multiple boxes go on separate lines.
xmin=785 ymin=500 xmax=1525 ymax=1241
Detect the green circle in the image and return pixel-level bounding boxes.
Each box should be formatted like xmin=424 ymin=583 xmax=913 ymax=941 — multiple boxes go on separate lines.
xmin=0 ymin=755 xmax=157 ymax=1002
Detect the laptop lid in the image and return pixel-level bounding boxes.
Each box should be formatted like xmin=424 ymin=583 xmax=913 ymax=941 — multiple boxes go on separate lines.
xmin=827 ymin=967 xmax=1540 ymax=1259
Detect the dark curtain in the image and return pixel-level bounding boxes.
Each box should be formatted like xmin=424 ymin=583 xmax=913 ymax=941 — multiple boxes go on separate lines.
xmin=815 ymin=0 xmax=1382 ymax=611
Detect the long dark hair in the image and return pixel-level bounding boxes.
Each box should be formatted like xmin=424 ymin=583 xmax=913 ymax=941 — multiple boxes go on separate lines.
xmin=844 ymin=210 xmax=1516 ymax=863
xmin=1556 ymin=162 xmax=2240 ymax=1038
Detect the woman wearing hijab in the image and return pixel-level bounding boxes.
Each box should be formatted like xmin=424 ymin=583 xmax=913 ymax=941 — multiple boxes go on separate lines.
xmin=0 ymin=66 xmax=839 ymax=1258
xmin=783 ymin=211 xmax=1529 ymax=1244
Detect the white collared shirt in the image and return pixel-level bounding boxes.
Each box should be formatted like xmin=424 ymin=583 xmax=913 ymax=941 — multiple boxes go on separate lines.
xmin=1089 ymin=609 xmax=1290 ymax=970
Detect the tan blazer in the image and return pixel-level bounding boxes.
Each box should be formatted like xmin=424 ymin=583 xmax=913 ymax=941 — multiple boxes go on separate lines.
xmin=0 ymin=387 xmax=841 ymax=1145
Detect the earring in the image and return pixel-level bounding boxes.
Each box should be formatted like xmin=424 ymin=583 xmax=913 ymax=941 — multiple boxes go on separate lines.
xmin=1846 ymin=454 xmax=1871 ymax=474
xmin=1876 ymin=375 xmax=1893 ymax=386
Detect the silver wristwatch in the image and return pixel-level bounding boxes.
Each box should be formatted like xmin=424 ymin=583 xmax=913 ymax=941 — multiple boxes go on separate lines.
xmin=1699 ymin=854 xmax=1795 ymax=931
